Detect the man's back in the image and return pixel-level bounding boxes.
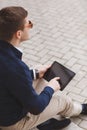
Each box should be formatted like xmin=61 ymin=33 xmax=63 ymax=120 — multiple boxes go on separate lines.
xmin=0 ymin=40 xmax=28 ymax=126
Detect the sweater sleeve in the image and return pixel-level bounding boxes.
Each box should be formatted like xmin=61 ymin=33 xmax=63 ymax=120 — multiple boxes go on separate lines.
xmin=29 ymin=86 xmax=54 ymax=114
xmin=5 ymin=61 xmax=54 ymax=115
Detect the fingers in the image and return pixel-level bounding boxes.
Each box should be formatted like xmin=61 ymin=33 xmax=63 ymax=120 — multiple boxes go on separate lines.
xmin=54 ymin=77 xmax=60 ymax=81
xmin=46 ymin=64 xmax=51 ymax=69
xmin=43 ymin=65 xmax=51 ymax=70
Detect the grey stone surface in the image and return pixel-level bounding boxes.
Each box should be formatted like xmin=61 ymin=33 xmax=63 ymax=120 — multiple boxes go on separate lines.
xmin=0 ymin=0 xmax=87 ymax=129
xmin=62 ymin=122 xmax=84 ymax=130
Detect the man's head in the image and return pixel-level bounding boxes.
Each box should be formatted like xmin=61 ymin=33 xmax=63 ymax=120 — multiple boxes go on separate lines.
xmin=0 ymin=6 xmax=33 ymax=43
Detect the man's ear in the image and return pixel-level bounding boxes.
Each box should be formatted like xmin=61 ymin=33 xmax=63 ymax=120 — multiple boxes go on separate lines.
xmin=16 ymin=30 xmax=22 ymax=39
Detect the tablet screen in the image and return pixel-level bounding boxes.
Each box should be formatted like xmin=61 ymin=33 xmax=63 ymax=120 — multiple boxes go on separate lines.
xmin=43 ymin=61 xmax=76 ymax=90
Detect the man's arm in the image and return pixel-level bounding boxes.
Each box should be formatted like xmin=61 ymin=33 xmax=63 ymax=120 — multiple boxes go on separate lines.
xmin=5 ymin=62 xmax=54 ymax=115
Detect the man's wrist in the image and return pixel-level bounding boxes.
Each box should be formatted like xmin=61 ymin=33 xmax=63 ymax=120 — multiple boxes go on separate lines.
xmin=35 ymin=69 xmax=39 ymax=79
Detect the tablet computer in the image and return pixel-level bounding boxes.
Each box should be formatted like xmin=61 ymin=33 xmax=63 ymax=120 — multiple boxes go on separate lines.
xmin=43 ymin=61 xmax=76 ymax=90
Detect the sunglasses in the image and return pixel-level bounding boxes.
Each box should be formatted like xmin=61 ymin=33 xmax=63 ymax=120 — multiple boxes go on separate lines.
xmin=25 ymin=20 xmax=33 ymax=28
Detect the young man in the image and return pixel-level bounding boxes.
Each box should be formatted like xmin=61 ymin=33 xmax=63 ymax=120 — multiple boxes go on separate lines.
xmin=0 ymin=6 xmax=86 ymax=130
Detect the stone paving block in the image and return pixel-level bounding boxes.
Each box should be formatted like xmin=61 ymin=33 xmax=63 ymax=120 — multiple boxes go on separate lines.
xmin=75 ymin=54 xmax=87 ymax=61
xmin=48 ymin=51 xmax=63 ymax=58
xmin=76 ymin=78 xmax=87 ymax=89
xmin=79 ymin=120 xmax=87 ymax=129
xmin=65 ymin=85 xmax=81 ymax=94
xmin=24 ymin=54 xmax=40 ymax=62
xmin=80 ymin=115 xmax=87 ymax=121
xmin=81 ymin=87 xmax=87 ymax=98
xmin=22 ymin=41 xmax=35 ymax=49
xmin=71 ymin=48 xmax=87 ymax=55
xmin=81 ymin=66 xmax=87 ymax=72
xmin=72 ymin=64 xmax=82 ymax=73
xmin=35 ymin=44 xmax=46 ymax=51
xmin=37 ymin=50 xmax=49 ymax=58
xmin=60 ymin=46 xmax=71 ymax=54
xmin=68 ymin=93 xmax=86 ymax=103
xmin=77 ymin=60 xmax=87 ymax=66
xmin=24 ymin=48 xmax=38 ymax=55
xmin=71 ymin=117 xmax=82 ymax=125
xmin=66 ymin=57 xmax=77 ymax=67
xmin=63 ymin=52 xmax=74 ymax=60
xmin=50 ymin=57 xmax=66 ymax=64
xmin=62 ymin=122 xmax=84 ymax=130
xmin=74 ymin=71 xmax=86 ymax=81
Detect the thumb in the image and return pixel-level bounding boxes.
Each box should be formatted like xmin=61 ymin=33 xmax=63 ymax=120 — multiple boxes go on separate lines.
xmin=54 ymin=77 xmax=60 ymax=81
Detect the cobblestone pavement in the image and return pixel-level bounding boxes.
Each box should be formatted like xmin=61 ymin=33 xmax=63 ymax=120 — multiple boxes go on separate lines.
xmin=0 ymin=0 xmax=87 ymax=129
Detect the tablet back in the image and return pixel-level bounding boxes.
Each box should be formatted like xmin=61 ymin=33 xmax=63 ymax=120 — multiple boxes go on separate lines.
xmin=43 ymin=61 xmax=76 ymax=90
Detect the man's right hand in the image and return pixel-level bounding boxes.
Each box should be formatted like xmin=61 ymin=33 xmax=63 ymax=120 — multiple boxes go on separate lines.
xmin=47 ymin=77 xmax=61 ymax=92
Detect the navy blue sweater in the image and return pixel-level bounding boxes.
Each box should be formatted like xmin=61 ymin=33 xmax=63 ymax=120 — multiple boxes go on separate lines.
xmin=0 ymin=40 xmax=54 ymax=126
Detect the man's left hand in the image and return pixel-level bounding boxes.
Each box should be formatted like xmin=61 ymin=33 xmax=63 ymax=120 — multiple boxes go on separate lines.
xmin=36 ymin=65 xmax=51 ymax=78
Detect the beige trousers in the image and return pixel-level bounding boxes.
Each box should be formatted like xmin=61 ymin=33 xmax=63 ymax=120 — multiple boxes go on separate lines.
xmin=0 ymin=79 xmax=82 ymax=130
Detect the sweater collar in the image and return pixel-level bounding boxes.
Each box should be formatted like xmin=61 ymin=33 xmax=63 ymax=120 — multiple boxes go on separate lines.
xmin=0 ymin=40 xmax=22 ymax=59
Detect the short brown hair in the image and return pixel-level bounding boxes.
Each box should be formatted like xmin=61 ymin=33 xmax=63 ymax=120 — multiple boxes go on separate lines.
xmin=0 ymin=6 xmax=28 ymax=41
